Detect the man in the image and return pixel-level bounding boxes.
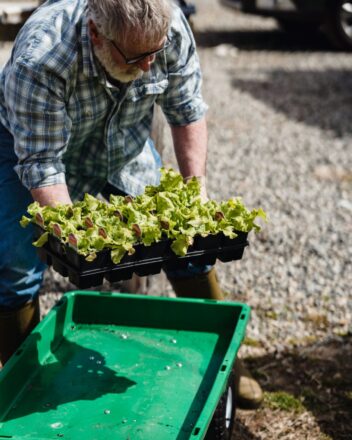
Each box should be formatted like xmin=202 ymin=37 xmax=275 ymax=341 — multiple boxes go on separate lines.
xmin=0 ymin=0 xmax=262 ymax=408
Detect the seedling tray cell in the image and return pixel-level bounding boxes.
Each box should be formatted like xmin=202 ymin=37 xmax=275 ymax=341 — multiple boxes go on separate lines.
xmin=221 ymin=231 xmax=248 ymax=247
xmin=134 ymin=261 xmax=163 ymax=276
xmin=67 ymin=269 xmax=105 ymax=289
xmin=163 ymin=257 xmax=190 ymax=271
xmin=218 ymin=246 xmax=246 ymax=263
xmin=191 ymin=254 xmax=218 ymax=266
xmin=193 ymin=234 xmax=222 ymax=250
xmin=33 ymin=224 xmax=64 ymax=255
xmin=105 ymin=267 xmax=134 ymax=282
xmin=0 ymin=291 xmax=250 ymax=440
xmin=65 ymin=247 xmax=110 ymax=271
xmin=135 ymin=239 xmax=170 ymax=260
xmin=49 ymin=235 xmax=65 ymax=255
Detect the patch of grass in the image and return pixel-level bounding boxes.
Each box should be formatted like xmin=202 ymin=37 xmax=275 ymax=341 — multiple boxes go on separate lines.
xmin=345 ymin=391 xmax=352 ymax=400
xmin=264 ymin=391 xmax=305 ymax=413
xmin=243 ymin=337 xmax=262 ymax=347
xmin=265 ymin=310 xmax=278 ymax=319
xmin=287 ymin=335 xmax=319 ymax=346
xmin=303 ymin=313 xmax=329 ymax=329
xmin=333 ymin=328 xmax=350 ymax=337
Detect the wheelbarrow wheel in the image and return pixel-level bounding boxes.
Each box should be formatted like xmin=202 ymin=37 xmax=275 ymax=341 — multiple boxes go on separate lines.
xmin=205 ymin=374 xmax=235 ymax=440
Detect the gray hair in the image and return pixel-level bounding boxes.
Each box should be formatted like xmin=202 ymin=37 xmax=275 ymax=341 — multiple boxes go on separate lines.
xmin=87 ymin=0 xmax=171 ymax=46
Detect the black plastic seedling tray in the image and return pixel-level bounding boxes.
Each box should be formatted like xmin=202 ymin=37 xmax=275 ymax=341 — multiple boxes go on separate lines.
xmin=34 ymin=226 xmax=248 ymax=288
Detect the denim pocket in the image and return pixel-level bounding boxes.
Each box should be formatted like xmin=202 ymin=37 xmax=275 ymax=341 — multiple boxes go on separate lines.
xmin=0 ymin=122 xmax=16 ymax=164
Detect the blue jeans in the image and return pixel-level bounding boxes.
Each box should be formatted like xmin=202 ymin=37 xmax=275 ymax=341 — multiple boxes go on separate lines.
xmin=0 ymin=123 xmax=46 ymax=309
xmin=0 ymin=124 xmax=211 ymax=309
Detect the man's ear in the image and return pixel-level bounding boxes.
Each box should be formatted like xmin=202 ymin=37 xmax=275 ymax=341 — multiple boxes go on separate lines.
xmin=88 ymin=19 xmax=102 ymax=47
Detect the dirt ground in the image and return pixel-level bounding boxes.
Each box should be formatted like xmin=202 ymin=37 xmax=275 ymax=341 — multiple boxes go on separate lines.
xmin=234 ymin=335 xmax=352 ymax=440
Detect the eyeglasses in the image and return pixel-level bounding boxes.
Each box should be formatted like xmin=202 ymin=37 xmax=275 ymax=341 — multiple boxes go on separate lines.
xmin=108 ymin=36 xmax=171 ymax=65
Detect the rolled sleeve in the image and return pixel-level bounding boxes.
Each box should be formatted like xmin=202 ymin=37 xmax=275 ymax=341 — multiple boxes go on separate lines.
xmin=157 ymin=9 xmax=208 ymax=126
xmin=4 ymin=61 xmax=71 ymax=190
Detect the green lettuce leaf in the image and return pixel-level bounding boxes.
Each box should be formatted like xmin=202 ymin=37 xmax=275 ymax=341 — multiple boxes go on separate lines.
xmin=32 ymin=232 xmax=49 ymax=247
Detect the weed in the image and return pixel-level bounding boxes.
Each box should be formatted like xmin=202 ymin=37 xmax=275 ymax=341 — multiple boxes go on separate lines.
xmin=243 ymin=337 xmax=262 ymax=347
xmin=345 ymin=391 xmax=352 ymax=400
xmin=264 ymin=391 xmax=305 ymax=413
xmin=265 ymin=310 xmax=278 ymax=320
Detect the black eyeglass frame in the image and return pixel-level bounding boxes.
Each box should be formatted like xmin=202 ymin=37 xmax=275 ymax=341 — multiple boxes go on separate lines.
xmin=108 ymin=36 xmax=171 ymax=65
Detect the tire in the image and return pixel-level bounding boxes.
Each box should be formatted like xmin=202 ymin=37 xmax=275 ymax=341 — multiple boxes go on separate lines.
xmin=205 ymin=375 xmax=236 ymax=440
xmin=325 ymin=0 xmax=352 ymax=50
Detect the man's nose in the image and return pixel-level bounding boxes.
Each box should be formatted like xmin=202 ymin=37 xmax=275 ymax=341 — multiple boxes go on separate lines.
xmin=137 ymin=54 xmax=156 ymax=72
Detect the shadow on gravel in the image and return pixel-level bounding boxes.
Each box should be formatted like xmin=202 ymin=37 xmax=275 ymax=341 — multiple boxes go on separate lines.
xmin=194 ymin=28 xmax=339 ymax=52
xmin=245 ymin=335 xmax=352 ymax=440
xmin=232 ymin=420 xmax=261 ymax=439
xmin=231 ymin=69 xmax=352 ymax=137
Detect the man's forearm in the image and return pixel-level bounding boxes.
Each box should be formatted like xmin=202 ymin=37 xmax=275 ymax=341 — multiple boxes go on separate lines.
xmin=170 ymin=117 xmax=208 ymax=178
xmin=30 ymin=184 xmax=72 ymax=207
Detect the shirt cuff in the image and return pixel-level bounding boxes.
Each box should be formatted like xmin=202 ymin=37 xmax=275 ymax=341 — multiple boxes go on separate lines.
xmin=164 ymin=100 xmax=208 ymax=126
xmin=15 ymin=162 xmax=66 ymax=190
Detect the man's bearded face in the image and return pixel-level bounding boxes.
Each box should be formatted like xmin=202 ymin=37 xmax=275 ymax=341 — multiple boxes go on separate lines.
xmin=93 ymin=38 xmax=143 ymax=83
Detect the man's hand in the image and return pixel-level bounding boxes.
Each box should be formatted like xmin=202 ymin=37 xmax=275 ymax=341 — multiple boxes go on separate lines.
xmin=31 ymin=184 xmax=72 ymax=207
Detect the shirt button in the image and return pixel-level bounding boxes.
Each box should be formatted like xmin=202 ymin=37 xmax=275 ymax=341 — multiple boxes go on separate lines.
xmin=84 ymin=109 xmax=93 ymax=117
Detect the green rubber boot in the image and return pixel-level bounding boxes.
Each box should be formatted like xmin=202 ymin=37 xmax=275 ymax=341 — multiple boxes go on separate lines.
xmin=167 ymin=267 xmax=223 ymax=300
xmin=0 ymin=297 xmax=40 ymax=367
xmin=233 ymin=357 xmax=263 ymax=409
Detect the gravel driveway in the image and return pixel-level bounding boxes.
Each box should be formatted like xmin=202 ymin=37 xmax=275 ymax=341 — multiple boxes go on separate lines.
xmin=0 ymin=1 xmax=351 ymax=438
xmin=189 ymin=0 xmax=352 ymax=348
xmin=188 ymin=2 xmax=352 ymax=438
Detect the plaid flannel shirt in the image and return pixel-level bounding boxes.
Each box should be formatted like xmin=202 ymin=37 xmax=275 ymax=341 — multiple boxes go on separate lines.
xmin=0 ymin=0 xmax=207 ymax=199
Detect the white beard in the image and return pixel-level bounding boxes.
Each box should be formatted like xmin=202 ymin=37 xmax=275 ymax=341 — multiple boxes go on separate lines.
xmin=93 ymin=40 xmax=143 ymax=83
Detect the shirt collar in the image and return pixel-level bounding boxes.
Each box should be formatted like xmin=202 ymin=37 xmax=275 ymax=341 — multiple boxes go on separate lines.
xmin=81 ymin=11 xmax=100 ymax=79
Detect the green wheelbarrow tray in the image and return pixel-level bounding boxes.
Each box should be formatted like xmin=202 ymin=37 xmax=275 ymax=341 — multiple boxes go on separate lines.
xmin=0 ymin=291 xmax=250 ymax=440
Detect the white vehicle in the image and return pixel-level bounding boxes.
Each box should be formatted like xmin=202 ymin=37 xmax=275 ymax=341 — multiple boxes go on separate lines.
xmin=220 ymin=0 xmax=352 ymax=50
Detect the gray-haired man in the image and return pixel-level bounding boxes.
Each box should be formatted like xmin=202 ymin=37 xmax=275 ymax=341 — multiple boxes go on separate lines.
xmin=0 ymin=0 xmax=262 ymax=408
